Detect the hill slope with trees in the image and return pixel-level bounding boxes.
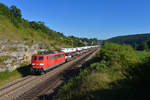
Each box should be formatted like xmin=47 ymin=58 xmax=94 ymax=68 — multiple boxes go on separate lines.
xmin=106 ymin=33 xmax=150 ymax=50
xmin=0 ymin=3 xmax=99 ymax=49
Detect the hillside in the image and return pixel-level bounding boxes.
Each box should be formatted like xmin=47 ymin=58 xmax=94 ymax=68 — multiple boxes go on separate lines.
xmin=106 ymin=33 xmax=150 ymax=48
xmin=0 ymin=3 xmax=98 ymax=49
xmin=0 ymin=3 xmax=99 ymax=72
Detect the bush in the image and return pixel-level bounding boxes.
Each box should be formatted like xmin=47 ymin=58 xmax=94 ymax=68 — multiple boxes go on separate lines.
xmin=124 ymin=57 xmax=150 ymax=99
xmin=99 ymin=43 xmax=138 ymax=68
xmin=90 ymin=60 xmax=109 ymax=72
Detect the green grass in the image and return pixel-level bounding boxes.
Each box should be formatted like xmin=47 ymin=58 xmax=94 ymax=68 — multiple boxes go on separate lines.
xmin=0 ymin=70 xmax=22 ymax=86
xmin=0 ymin=62 xmax=30 ymax=86
xmin=135 ymin=51 xmax=150 ymax=59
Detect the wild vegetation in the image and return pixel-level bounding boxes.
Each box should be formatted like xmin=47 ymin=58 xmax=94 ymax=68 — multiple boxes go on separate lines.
xmin=54 ymin=43 xmax=150 ymax=100
xmin=106 ymin=33 xmax=150 ymax=50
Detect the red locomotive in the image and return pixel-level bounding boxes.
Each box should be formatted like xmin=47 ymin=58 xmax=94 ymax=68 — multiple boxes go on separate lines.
xmin=31 ymin=45 xmax=99 ymax=74
xmin=31 ymin=50 xmax=66 ymax=74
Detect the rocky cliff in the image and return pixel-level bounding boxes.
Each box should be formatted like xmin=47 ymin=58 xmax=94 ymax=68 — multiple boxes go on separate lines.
xmin=0 ymin=39 xmax=46 ymax=72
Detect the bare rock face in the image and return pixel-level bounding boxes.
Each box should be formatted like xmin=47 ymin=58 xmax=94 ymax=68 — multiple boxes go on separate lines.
xmin=0 ymin=40 xmax=42 ymax=72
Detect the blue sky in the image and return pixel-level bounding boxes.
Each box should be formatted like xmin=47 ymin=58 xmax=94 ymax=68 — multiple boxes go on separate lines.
xmin=1 ymin=0 xmax=150 ymax=40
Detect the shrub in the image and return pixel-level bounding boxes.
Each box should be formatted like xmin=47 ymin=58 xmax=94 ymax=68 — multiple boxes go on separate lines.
xmin=124 ymin=57 xmax=150 ymax=95
xmin=99 ymin=43 xmax=138 ymax=68
xmin=90 ymin=60 xmax=109 ymax=72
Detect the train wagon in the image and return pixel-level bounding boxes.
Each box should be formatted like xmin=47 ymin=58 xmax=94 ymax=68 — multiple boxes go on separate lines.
xmin=31 ymin=50 xmax=66 ymax=74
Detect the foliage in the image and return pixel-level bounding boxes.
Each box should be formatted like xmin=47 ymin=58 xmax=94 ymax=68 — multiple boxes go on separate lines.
xmin=136 ymin=40 xmax=150 ymax=50
xmin=0 ymin=3 xmax=11 ymax=17
xmin=29 ymin=21 xmax=50 ymax=34
xmin=90 ymin=60 xmax=109 ymax=72
xmin=10 ymin=5 xmax=22 ymax=19
xmin=0 ymin=3 xmax=99 ymax=48
xmin=124 ymin=57 xmax=150 ymax=99
xmin=107 ymin=33 xmax=150 ymax=46
xmin=54 ymin=43 xmax=150 ymax=100
xmin=68 ymin=36 xmax=99 ymax=47
xmin=99 ymin=43 xmax=138 ymax=68
xmin=106 ymin=33 xmax=150 ymax=50
xmin=53 ymin=43 xmax=127 ymax=100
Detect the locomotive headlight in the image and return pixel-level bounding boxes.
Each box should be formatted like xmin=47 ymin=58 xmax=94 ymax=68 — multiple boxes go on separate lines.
xmin=40 ymin=63 xmax=44 ymax=65
xmin=32 ymin=63 xmax=35 ymax=65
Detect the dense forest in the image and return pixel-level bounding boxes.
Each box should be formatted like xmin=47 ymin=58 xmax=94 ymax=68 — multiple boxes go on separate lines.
xmin=106 ymin=33 xmax=150 ymax=50
xmin=0 ymin=3 xmax=99 ymax=49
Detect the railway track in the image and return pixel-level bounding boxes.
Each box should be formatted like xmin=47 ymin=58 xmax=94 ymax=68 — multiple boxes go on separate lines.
xmin=0 ymin=76 xmax=35 ymax=97
xmin=19 ymin=49 xmax=97 ymax=100
xmin=0 ymin=48 xmax=98 ymax=100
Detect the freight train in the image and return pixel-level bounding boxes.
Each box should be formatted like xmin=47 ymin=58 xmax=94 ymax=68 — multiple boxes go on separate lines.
xmin=31 ymin=45 xmax=99 ymax=74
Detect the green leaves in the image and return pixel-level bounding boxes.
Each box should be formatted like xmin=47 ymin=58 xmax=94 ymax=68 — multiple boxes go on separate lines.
xmin=99 ymin=43 xmax=138 ymax=68
xmin=10 ymin=5 xmax=22 ymax=19
xmin=90 ymin=60 xmax=109 ymax=72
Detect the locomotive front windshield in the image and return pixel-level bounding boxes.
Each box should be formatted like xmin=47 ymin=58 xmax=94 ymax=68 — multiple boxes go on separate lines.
xmin=39 ymin=56 xmax=43 ymax=60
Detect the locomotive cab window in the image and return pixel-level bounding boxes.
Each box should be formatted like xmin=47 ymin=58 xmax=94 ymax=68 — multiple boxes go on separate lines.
xmin=39 ymin=56 xmax=43 ymax=60
xmin=33 ymin=56 xmax=37 ymax=60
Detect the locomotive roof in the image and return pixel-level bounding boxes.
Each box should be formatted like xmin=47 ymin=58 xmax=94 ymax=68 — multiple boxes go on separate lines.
xmin=38 ymin=50 xmax=63 ymax=55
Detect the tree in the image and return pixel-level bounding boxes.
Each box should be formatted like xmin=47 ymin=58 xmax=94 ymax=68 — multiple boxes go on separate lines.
xmin=137 ymin=41 xmax=149 ymax=50
xmin=0 ymin=3 xmax=11 ymax=17
xmin=10 ymin=5 xmax=22 ymax=19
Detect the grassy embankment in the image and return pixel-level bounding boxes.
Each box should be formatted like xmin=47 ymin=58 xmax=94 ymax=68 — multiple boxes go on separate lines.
xmin=54 ymin=43 xmax=150 ymax=100
xmin=0 ymin=15 xmax=72 ymax=49
xmin=0 ymin=70 xmax=22 ymax=86
xmin=0 ymin=62 xmax=30 ymax=86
